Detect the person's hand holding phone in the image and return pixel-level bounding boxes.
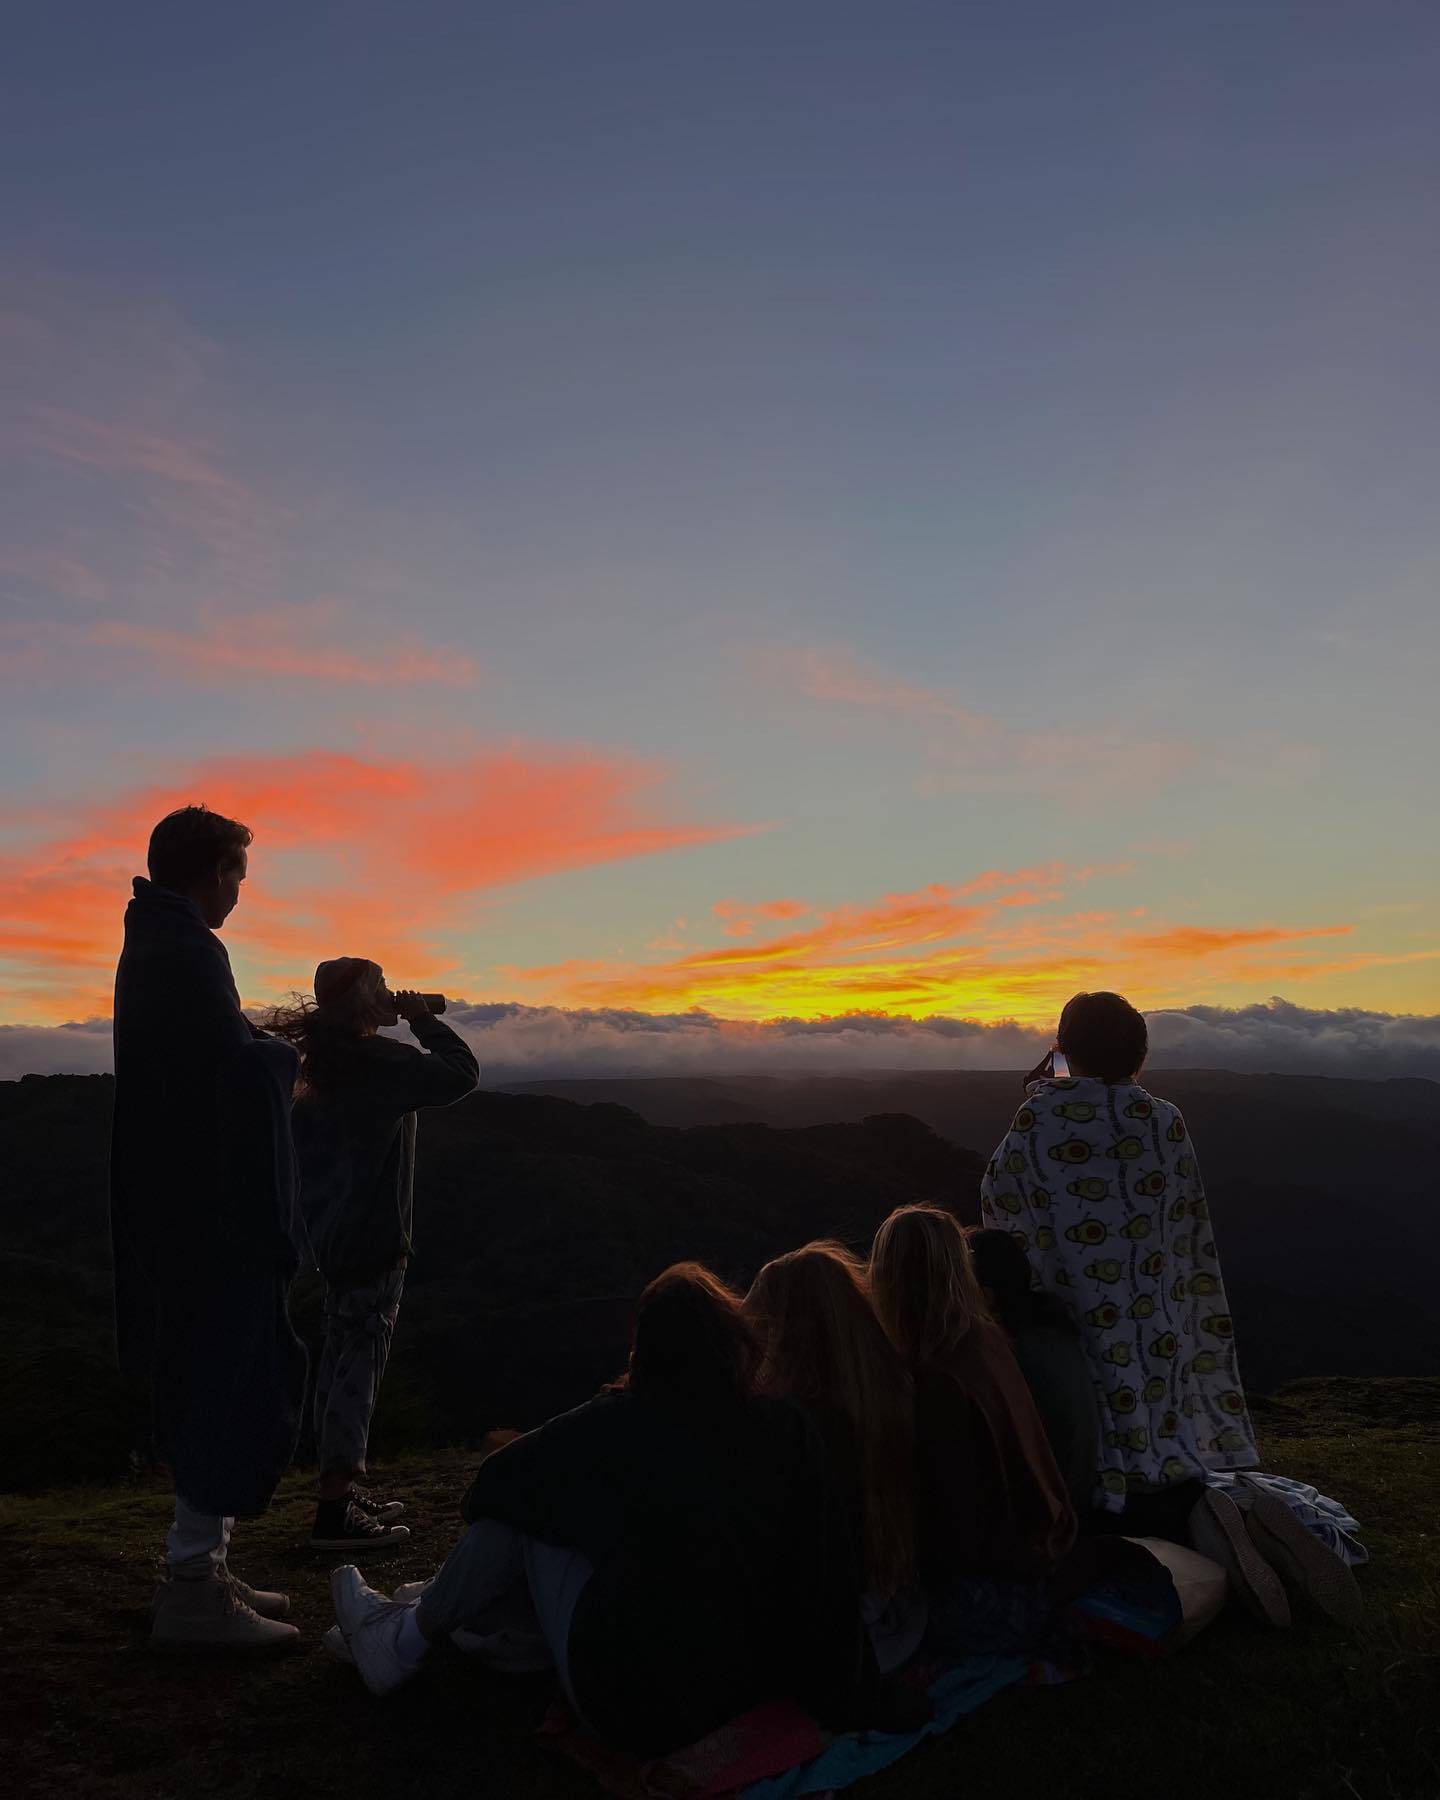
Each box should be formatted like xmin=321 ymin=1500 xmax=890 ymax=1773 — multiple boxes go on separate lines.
xmin=1023 ymin=1048 xmax=1057 ymax=1088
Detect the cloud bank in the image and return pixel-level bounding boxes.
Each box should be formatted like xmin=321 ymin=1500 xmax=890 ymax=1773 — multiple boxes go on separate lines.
xmin=6 ymin=998 xmax=1439 ymax=1083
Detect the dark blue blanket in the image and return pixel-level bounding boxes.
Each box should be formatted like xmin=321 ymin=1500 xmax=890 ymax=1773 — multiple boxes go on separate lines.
xmin=110 ymin=879 xmax=307 ymax=1515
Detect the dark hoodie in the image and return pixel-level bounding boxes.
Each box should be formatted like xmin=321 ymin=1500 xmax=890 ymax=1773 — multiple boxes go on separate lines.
xmin=293 ymin=1015 xmax=478 ymax=1284
xmin=109 ymin=879 xmax=307 ymax=1515
xmin=462 ymin=1389 xmax=876 ymax=1757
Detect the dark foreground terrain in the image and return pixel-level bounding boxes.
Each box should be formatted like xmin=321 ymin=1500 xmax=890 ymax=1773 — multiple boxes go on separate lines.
xmin=3 ymin=1378 xmax=1437 ymax=1800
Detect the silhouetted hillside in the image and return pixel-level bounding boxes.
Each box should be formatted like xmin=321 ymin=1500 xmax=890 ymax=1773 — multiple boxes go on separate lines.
xmin=0 ymin=1075 xmax=979 ymax=1489
xmin=4 ymin=1067 xmax=1434 ymax=1492
xmin=507 ymin=1068 xmax=1440 ymax=1393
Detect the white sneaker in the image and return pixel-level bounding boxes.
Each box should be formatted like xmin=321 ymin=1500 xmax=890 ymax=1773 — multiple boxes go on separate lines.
xmin=1188 ymin=1491 xmax=1291 ymax=1627
xmin=330 ymin=1563 xmax=395 ymax=1634
xmin=1240 ymin=1482 xmax=1365 ymax=1630
xmin=330 ymin=1564 xmax=425 ymax=1697
xmin=392 ymin=1577 xmax=433 ymax=1605
xmin=323 ymin=1624 xmax=355 ymax=1664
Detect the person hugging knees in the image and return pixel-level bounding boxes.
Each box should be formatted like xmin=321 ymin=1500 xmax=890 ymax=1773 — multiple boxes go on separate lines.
xmin=327 ymin=1262 xmax=920 ymax=1752
xmin=742 ymin=1242 xmax=928 ymax=1673
xmin=264 ymin=958 xmax=479 ymax=1553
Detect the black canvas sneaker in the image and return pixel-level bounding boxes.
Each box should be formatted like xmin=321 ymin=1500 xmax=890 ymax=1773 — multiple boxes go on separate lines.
xmin=310 ymin=1493 xmax=411 ymax=1553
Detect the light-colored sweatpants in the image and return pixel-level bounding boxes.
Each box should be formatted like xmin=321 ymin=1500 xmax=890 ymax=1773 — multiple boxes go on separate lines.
xmin=313 ymin=1266 xmax=405 ymax=1478
xmin=167 ymin=1496 xmax=232 ymax=1579
xmin=418 ymin=1520 xmax=594 ymax=1718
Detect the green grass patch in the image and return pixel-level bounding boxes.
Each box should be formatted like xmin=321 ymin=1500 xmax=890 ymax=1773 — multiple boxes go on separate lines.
xmin=2 ymin=1379 xmax=1436 ymax=1800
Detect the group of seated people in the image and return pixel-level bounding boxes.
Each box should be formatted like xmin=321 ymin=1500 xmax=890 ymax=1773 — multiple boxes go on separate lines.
xmin=316 ymin=992 xmax=1363 ymax=1752
xmin=330 ymin=1211 xmax=1101 ymax=1746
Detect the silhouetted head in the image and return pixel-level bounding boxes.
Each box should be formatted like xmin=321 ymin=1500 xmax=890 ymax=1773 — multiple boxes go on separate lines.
xmin=869 ymin=1203 xmax=990 ymax=1365
xmin=314 ymin=957 xmax=397 ymax=1030
xmin=261 ymin=957 xmax=396 ymax=1096
xmin=625 ymin=1262 xmax=757 ymax=1408
xmin=967 ymin=1226 xmax=1033 ymax=1309
xmin=1056 ymin=990 xmax=1148 ymax=1082
xmin=744 ymin=1241 xmax=915 ymax=1595
xmin=146 ymin=805 xmax=252 ymax=928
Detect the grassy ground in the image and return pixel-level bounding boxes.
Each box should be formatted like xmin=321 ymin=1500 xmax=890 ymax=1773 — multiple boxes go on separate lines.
xmin=3 ymin=1378 xmax=1436 ymax=1800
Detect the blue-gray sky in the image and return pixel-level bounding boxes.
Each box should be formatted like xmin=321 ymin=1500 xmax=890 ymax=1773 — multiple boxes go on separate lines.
xmin=3 ymin=1 xmax=1438 ymax=1030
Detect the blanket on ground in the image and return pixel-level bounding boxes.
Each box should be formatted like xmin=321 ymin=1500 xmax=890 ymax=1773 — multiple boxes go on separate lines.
xmin=540 ymin=1578 xmax=1181 ymax=1800
xmin=1207 ymin=1470 xmax=1368 ymax=1566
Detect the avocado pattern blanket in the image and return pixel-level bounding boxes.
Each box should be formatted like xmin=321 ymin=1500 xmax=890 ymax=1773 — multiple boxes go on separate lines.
xmin=980 ymin=1076 xmax=1258 ymax=1511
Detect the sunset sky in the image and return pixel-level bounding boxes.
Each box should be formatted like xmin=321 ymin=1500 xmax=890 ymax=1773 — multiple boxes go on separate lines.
xmin=3 ymin=3 xmax=1439 ymax=1047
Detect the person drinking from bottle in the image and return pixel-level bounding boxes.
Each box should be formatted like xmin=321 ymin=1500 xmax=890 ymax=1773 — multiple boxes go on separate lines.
xmin=266 ymin=960 xmax=479 ymax=1552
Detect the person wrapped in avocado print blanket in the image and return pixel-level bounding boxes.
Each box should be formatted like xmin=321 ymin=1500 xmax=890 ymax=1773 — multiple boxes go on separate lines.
xmin=980 ymin=992 xmax=1257 ymax=1520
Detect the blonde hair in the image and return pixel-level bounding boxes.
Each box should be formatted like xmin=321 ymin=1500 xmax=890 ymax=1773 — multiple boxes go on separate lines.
xmin=744 ymin=1240 xmax=915 ymax=1597
xmin=869 ymin=1204 xmax=991 ymax=1365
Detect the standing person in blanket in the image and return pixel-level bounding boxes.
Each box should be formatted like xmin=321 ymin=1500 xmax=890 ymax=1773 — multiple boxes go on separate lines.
xmin=111 ymin=804 xmax=309 ymax=1654
xmin=979 ymin=991 xmax=1259 ymax=1547
xmin=266 ymin=959 xmax=479 ymax=1552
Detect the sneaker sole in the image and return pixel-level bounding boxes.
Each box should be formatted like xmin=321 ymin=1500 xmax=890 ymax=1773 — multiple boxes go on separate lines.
xmin=1188 ymin=1491 xmax=1291 ymax=1627
xmin=1244 ymin=1491 xmax=1365 ymax=1630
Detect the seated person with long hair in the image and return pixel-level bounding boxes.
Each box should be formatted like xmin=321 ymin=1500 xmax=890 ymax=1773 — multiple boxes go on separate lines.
xmin=743 ymin=1241 xmax=927 ymax=1672
xmin=266 ymin=958 xmax=479 ymax=1552
xmin=329 ymin=1263 xmax=901 ymax=1755
xmin=869 ymin=1204 xmax=1078 ymax=1654
xmin=968 ymin=1227 xmax=1099 ymax=1517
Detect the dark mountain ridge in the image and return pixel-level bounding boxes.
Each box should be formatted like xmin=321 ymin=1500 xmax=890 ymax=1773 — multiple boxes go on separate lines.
xmin=2 ymin=1068 xmax=1434 ymax=1491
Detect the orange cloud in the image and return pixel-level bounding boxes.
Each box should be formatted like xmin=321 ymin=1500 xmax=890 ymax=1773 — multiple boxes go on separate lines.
xmin=1119 ymin=924 xmax=1352 ymax=957
xmin=0 ymin=746 xmax=752 ymax=1021
xmin=713 ymin=897 xmax=811 ymax=937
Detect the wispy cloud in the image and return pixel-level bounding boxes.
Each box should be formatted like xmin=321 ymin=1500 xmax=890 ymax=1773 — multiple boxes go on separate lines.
xmin=1118 ymin=924 xmax=1353 ymax=957
xmin=712 ymin=897 xmax=811 ymax=938
xmin=23 ymin=405 xmax=253 ymax=503
xmin=2 ymin=605 xmax=480 ymax=689
xmin=767 ymin=644 xmax=1195 ymax=794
